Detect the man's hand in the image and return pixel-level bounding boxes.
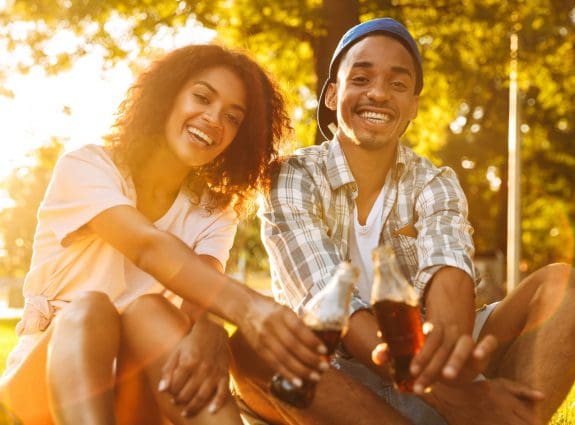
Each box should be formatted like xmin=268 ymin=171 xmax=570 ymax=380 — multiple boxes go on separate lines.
xmin=158 ymin=317 xmax=230 ymax=417
xmin=428 ymin=378 xmax=545 ymax=425
xmin=408 ymin=267 xmax=479 ymax=393
xmin=239 ymin=293 xmax=329 ymax=386
xmin=410 ymin=325 xmax=498 ymax=391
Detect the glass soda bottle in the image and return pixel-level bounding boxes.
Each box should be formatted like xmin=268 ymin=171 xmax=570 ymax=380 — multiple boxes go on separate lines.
xmin=270 ymin=262 xmax=359 ymax=408
xmin=370 ymin=244 xmax=425 ymax=392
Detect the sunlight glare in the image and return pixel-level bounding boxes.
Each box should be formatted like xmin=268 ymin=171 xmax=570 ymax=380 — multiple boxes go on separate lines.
xmin=0 ymin=16 xmax=216 ymax=186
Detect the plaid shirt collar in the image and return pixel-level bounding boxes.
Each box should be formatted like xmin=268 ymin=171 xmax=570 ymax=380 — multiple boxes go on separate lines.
xmin=325 ymin=136 xmax=411 ymax=191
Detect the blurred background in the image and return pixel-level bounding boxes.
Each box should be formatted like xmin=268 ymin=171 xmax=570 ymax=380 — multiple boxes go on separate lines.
xmin=0 ymin=0 xmax=574 ymax=421
xmin=0 ymin=0 xmax=574 ymax=410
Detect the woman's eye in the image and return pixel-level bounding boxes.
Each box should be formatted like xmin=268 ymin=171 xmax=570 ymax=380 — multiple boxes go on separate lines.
xmin=193 ymin=93 xmax=209 ymax=104
xmin=352 ymin=76 xmax=368 ymax=84
xmin=226 ymin=113 xmax=241 ymax=126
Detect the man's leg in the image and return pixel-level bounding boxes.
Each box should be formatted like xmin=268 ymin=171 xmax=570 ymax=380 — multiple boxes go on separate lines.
xmin=229 ymin=331 xmax=412 ymax=425
xmin=479 ymin=263 xmax=575 ymax=422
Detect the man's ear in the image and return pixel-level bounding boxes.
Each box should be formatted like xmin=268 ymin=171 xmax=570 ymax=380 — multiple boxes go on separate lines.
xmin=325 ymin=82 xmax=337 ymax=111
xmin=409 ymin=95 xmax=420 ymax=120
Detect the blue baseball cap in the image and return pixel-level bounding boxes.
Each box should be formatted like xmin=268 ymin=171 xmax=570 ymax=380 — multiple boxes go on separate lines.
xmin=317 ymin=17 xmax=423 ymax=139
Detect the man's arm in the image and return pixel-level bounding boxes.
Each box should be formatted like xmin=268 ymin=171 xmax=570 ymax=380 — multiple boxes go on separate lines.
xmin=408 ymin=169 xmax=489 ymax=392
xmin=260 ymin=158 xmax=368 ymax=315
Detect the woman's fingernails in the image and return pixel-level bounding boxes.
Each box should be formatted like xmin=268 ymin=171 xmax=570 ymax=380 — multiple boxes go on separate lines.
xmin=317 ymin=345 xmax=327 ymax=355
xmin=158 ymin=379 xmax=169 ymax=392
xmin=309 ymin=371 xmax=321 ymax=382
xmin=291 ymin=377 xmax=303 ymax=387
xmin=181 ymin=410 xmax=190 ymax=418
xmin=319 ymin=361 xmax=330 ymax=371
xmin=208 ymin=403 xmax=217 ymax=414
xmin=413 ymin=383 xmax=424 ymax=394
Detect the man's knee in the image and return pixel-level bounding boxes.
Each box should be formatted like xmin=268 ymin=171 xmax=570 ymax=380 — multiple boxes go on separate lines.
xmin=530 ymin=263 xmax=574 ymax=307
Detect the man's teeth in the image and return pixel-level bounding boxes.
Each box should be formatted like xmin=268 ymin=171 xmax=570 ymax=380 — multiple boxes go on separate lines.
xmin=359 ymin=111 xmax=391 ymax=123
xmin=186 ymin=126 xmax=214 ymax=145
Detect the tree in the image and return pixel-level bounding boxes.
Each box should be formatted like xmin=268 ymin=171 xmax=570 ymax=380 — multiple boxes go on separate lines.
xmin=1 ymin=0 xmax=574 ymax=279
xmin=0 ymin=138 xmax=64 ymax=276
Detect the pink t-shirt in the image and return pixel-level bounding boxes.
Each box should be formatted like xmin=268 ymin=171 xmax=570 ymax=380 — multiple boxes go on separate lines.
xmin=13 ymin=143 xmax=237 ymax=342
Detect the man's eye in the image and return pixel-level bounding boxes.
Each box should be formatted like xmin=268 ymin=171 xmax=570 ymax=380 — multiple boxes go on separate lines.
xmin=352 ymin=76 xmax=369 ymax=83
xmin=392 ymin=81 xmax=408 ymax=90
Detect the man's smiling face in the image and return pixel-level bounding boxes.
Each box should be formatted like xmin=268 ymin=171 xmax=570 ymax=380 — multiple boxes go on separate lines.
xmin=325 ymin=35 xmax=420 ymax=152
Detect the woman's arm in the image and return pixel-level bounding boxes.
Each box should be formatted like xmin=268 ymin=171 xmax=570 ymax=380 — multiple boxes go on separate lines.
xmin=88 ymin=205 xmax=327 ymax=383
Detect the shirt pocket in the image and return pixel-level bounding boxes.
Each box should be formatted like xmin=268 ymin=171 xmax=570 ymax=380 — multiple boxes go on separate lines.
xmin=391 ymin=222 xmax=419 ymax=273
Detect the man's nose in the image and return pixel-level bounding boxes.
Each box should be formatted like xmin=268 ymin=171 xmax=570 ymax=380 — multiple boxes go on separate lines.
xmin=366 ymin=79 xmax=391 ymax=101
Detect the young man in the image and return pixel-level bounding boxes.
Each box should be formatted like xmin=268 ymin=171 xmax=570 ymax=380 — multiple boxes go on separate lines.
xmin=230 ymin=18 xmax=575 ymax=424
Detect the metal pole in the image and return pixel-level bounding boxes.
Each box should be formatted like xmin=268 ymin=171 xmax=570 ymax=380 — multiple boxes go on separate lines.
xmin=506 ymin=32 xmax=520 ymax=293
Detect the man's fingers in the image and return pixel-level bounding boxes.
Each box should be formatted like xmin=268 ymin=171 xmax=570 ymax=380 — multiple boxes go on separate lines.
xmin=371 ymin=342 xmax=389 ymax=366
xmin=469 ymin=334 xmax=498 ymax=375
xmin=410 ymin=323 xmax=443 ymax=376
xmin=441 ymin=334 xmax=473 ymax=380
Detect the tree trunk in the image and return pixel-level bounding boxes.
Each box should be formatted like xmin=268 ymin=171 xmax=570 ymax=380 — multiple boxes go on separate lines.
xmin=313 ymin=0 xmax=360 ymax=144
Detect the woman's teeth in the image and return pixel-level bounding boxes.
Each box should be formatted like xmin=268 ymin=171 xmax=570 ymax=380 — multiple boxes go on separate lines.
xmin=186 ymin=126 xmax=214 ymax=146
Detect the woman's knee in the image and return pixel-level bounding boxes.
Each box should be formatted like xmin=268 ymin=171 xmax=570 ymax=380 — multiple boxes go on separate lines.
xmin=121 ymin=294 xmax=188 ymax=336
xmin=54 ymin=291 xmax=119 ymax=333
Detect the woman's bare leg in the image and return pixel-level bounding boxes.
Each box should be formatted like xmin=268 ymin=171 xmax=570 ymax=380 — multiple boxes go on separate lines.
xmin=120 ymin=294 xmax=242 ymax=425
xmin=48 ymin=291 xmax=121 ymax=424
xmin=0 ymin=291 xmax=121 ymax=425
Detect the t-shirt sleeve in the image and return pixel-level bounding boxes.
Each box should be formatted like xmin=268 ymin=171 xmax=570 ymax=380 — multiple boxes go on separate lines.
xmin=192 ymin=206 xmax=238 ymax=269
xmin=39 ymin=145 xmax=135 ymax=246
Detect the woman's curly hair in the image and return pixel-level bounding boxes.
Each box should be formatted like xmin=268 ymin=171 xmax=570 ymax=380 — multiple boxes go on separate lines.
xmin=106 ymin=44 xmax=290 ymax=213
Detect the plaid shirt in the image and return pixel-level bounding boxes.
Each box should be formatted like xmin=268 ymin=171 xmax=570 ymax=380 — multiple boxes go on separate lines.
xmin=259 ymin=137 xmax=478 ymax=316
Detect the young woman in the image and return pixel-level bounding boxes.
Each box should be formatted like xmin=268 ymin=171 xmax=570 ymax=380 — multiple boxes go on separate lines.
xmin=0 ymin=44 xmax=328 ymax=424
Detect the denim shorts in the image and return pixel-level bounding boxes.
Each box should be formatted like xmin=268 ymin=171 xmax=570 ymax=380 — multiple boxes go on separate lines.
xmin=332 ymin=302 xmax=500 ymax=425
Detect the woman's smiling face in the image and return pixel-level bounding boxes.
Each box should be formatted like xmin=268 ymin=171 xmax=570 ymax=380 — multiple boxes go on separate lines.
xmin=164 ymin=66 xmax=247 ymax=168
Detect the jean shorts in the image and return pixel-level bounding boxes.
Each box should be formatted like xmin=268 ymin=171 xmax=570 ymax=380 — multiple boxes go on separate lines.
xmin=332 ymin=302 xmax=499 ymax=425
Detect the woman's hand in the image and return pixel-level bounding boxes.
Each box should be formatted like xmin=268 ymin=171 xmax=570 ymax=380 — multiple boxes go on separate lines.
xmin=239 ymin=293 xmax=329 ymax=386
xmin=158 ymin=317 xmax=230 ymax=417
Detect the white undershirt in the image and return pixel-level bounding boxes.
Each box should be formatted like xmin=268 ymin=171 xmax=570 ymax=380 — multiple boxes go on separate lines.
xmin=349 ymin=187 xmax=386 ymax=301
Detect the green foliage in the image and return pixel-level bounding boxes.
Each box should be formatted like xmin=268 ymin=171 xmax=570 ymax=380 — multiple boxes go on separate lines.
xmin=0 ymin=0 xmax=574 ymax=277
xmin=0 ymin=138 xmax=64 ymax=276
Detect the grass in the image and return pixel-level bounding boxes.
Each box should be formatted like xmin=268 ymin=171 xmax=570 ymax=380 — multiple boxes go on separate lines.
xmin=0 ymin=316 xmax=573 ymax=424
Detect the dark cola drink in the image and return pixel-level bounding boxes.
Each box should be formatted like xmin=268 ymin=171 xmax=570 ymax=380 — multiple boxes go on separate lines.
xmin=269 ymin=327 xmax=342 ymax=408
xmin=371 ymin=245 xmax=425 ymax=392
xmin=270 ymin=262 xmax=358 ymax=408
xmin=372 ymin=300 xmax=424 ymax=392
